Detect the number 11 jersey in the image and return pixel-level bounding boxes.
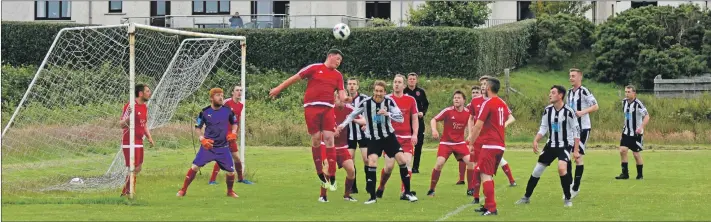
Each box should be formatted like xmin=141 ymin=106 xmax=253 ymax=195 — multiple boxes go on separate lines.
xmin=476 ymin=97 xmax=510 ymax=150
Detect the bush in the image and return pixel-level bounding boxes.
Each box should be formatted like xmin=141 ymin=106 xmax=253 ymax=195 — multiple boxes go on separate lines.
xmin=407 ymin=1 xmax=491 ymax=28
xmin=367 ymin=18 xmax=395 ymax=27
xmin=1 ymin=22 xmax=93 ymax=66
xmin=591 ymin=4 xmax=711 ymax=88
xmin=534 ymin=13 xmax=595 ymax=70
xmin=2 ymin=20 xmax=535 ymax=79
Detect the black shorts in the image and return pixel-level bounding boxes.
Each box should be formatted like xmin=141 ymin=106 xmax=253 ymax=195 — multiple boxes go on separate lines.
xmin=538 ymin=145 xmax=572 ymax=166
xmin=367 ymin=135 xmax=402 ymax=158
xmin=579 ymin=129 xmax=591 ymax=155
xmin=347 ymin=138 xmax=369 ymax=150
xmin=620 ymin=134 xmax=643 ymax=152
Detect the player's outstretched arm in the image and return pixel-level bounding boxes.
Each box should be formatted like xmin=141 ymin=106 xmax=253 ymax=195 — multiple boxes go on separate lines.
xmin=269 ymin=74 xmax=302 ymax=98
xmin=339 ymin=106 xmax=365 ymax=129
xmin=504 ymin=114 xmax=516 ymax=128
xmin=353 ymin=116 xmax=367 ymax=126
xmin=387 ymin=100 xmax=404 ymax=123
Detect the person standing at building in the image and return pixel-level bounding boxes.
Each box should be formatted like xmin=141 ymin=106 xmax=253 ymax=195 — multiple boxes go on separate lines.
xmin=404 ymin=72 xmax=429 ymax=174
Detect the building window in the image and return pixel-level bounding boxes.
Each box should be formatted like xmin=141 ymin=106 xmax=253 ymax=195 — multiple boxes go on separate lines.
xmin=35 ymin=0 xmax=71 ymax=20
xmin=250 ymin=1 xmax=257 ymax=21
xmin=365 ymin=1 xmax=391 ymax=19
xmin=192 ymin=0 xmax=230 ymax=15
xmin=517 ymin=1 xmax=534 ymax=21
xmin=631 ymin=1 xmax=657 ymax=9
xmin=109 ymin=0 xmax=122 ymax=13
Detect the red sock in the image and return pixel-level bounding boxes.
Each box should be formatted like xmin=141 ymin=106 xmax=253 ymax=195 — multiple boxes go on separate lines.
xmin=473 ymin=168 xmax=481 ymax=198
xmin=235 ymin=161 xmax=244 ymax=181
xmin=378 ymin=169 xmax=391 ymax=191
xmin=483 ymin=180 xmax=497 ymax=212
xmin=226 ymin=174 xmax=235 ymax=192
xmin=467 ymin=169 xmax=475 ymax=190
xmin=345 ymin=178 xmax=354 ymax=197
xmin=326 ymin=147 xmax=337 ymax=177
xmin=209 ymin=163 xmax=220 ymax=182
xmin=430 ymin=169 xmax=441 ymax=190
xmin=502 ymin=164 xmax=515 ymax=183
xmin=311 ymin=147 xmax=324 ymax=174
xmin=458 ymin=161 xmax=466 ymax=181
xmin=181 ymin=169 xmax=197 ymax=191
xmin=400 ymin=170 xmax=412 ymax=193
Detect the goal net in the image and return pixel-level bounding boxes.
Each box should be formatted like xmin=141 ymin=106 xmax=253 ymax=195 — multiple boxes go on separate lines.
xmin=1 ymin=24 xmax=247 ymax=194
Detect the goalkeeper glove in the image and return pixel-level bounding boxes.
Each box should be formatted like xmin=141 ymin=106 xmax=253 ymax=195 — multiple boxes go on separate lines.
xmin=201 ymin=138 xmax=214 ymax=150
xmin=226 ymin=133 xmax=237 ymax=142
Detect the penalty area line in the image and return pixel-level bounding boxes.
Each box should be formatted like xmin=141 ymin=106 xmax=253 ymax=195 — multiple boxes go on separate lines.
xmin=435 ymin=178 xmax=517 ymax=221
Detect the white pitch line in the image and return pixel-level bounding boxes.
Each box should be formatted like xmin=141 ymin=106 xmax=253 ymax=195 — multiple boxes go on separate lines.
xmin=435 ymin=178 xmax=517 ymax=221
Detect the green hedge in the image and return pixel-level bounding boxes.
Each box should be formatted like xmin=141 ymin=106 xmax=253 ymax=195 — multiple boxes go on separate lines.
xmin=2 ymin=20 xmax=536 ymax=78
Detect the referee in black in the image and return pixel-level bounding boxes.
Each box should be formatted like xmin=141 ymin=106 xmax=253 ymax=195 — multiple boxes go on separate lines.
xmin=404 ymin=72 xmax=429 ymax=173
xmin=515 ymin=85 xmax=580 ymax=208
xmin=337 ymin=80 xmax=418 ymax=204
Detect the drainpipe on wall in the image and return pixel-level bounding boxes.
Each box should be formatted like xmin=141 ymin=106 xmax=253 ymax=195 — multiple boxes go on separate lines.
xmin=89 ymin=0 xmax=93 ymax=24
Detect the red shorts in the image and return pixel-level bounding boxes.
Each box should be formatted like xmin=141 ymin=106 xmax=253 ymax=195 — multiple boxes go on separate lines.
xmin=476 ymin=148 xmax=504 ymax=176
xmin=470 ymin=142 xmax=483 ymax=163
xmin=336 ymin=148 xmax=352 ymax=169
xmin=437 ymin=143 xmax=469 ymax=160
xmin=122 ymin=148 xmax=144 ymax=167
xmin=229 ymin=141 xmax=239 ymax=153
xmin=396 ymin=136 xmax=414 ymax=154
xmin=304 ymin=106 xmax=336 ymax=135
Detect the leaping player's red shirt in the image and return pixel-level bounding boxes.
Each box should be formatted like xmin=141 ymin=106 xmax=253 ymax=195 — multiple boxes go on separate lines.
xmin=468 ymin=96 xmax=486 ymax=145
xmin=333 ymin=104 xmax=354 ymax=148
xmin=121 ymin=103 xmax=147 ymax=148
xmin=476 ymin=97 xmax=511 ymax=150
xmin=297 ymin=63 xmax=345 ymax=107
xmin=388 ymin=93 xmax=418 ymax=136
xmin=224 ymin=98 xmax=243 ymax=128
xmin=434 ymin=106 xmax=470 ymax=144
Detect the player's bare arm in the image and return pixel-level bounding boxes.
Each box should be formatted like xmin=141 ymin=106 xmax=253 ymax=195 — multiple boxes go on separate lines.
xmin=577 ymin=103 xmax=599 ymax=117
xmin=430 ymin=117 xmax=440 ymax=140
xmin=269 ymin=74 xmax=302 ymax=99
xmin=637 ymin=114 xmax=650 ymax=134
xmin=468 ymin=120 xmax=484 ymax=145
xmin=504 ymin=114 xmax=515 ymax=128
xmin=337 ymin=89 xmax=351 ymax=103
xmin=411 ymin=112 xmax=419 ymax=145
xmin=467 ymin=115 xmax=476 ymax=142
xmin=532 ymin=133 xmax=543 ymax=154
xmin=145 ymin=128 xmax=155 ymax=148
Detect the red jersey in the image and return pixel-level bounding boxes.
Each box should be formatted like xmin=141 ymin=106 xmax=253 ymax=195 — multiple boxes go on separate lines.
xmin=297 ymin=63 xmax=345 ymax=107
xmin=434 ymin=106 xmax=469 ymax=144
xmin=476 ymin=97 xmax=510 ymax=150
xmin=334 ymin=104 xmax=354 ymax=148
xmin=224 ymin=98 xmax=244 ymax=124
xmin=388 ymin=93 xmax=418 ymax=136
xmin=121 ymin=103 xmax=147 ymax=147
xmin=468 ymin=96 xmax=486 ymax=120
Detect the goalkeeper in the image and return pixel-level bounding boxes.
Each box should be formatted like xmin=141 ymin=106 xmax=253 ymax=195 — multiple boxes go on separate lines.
xmin=177 ymin=88 xmax=239 ymax=198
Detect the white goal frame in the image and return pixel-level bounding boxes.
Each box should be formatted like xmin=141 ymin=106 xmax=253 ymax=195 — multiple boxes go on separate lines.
xmin=1 ymin=23 xmax=248 ymax=198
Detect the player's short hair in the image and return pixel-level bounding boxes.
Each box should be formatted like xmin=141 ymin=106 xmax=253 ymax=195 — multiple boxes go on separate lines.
xmin=479 ymin=75 xmax=491 ymax=82
xmin=625 ymin=85 xmax=637 ymax=92
xmin=135 ymin=84 xmax=148 ymax=97
xmin=551 ymin=85 xmax=566 ymax=98
xmin=327 ymin=49 xmax=343 ymax=57
xmin=453 ymin=90 xmax=467 ymax=101
xmin=347 ymin=77 xmax=358 ymax=83
xmin=569 ymin=68 xmax=583 ymax=76
xmin=487 ymin=78 xmax=501 ymax=94
xmin=209 ymin=88 xmax=224 ymax=97
xmin=394 ymin=74 xmax=406 ymax=82
xmin=407 ymin=72 xmax=418 ymax=78
xmin=373 ymin=80 xmax=387 ymax=89
xmin=471 ymin=85 xmax=481 ymax=91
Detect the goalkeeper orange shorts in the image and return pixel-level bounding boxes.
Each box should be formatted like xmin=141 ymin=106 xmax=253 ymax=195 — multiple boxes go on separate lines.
xmin=122 ymin=147 xmax=144 ymax=167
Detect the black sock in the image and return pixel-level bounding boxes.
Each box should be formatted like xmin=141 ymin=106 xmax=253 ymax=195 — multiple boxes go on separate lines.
xmin=573 ymin=165 xmax=584 ymax=191
xmin=363 ymin=165 xmax=369 ymax=188
xmin=524 ymin=175 xmax=540 ymax=198
xmin=366 ymin=166 xmax=377 ymax=199
xmin=353 ymin=169 xmax=358 ymax=190
xmin=317 ymin=173 xmax=327 ymax=183
xmin=636 ymin=164 xmax=643 ymax=177
xmin=399 ymin=164 xmax=411 ymax=194
xmin=330 ymin=175 xmax=336 ymax=185
xmin=560 ymin=173 xmax=571 ymax=200
xmin=621 ymin=162 xmax=629 ymax=175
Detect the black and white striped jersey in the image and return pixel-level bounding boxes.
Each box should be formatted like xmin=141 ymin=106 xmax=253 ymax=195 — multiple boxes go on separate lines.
xmin=567 ymin=86 xmax=598 ymax=129
xmin=348 ymin=93 xmax=370 ymax=140
xmin=339 ymin=95 xmax=404 ymax=140
xmin=622 ymin=98 xmax=649 ymax=136
xmin=537 ymin=105 xmax=581 ymax=148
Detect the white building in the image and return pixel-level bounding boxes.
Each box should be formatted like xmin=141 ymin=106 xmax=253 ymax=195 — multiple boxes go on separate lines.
xmin=2 ymin=1 xmax=709 ymax=28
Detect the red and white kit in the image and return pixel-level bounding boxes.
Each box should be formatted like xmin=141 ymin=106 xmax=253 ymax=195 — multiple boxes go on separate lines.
xmin=298 ymin=63 xmax=345 ymax=134
xmin=475 ymin=97 xmax=510 ymax=175
xmin=223 ymin=98 xmax=243 ymax=153
xmin=121 ymin=103 xmax=147 ymax=166
xmin=388 ymin=94 xmax=418 ymax=154
xmin=434 ymin=106 xmax=470 ymax=160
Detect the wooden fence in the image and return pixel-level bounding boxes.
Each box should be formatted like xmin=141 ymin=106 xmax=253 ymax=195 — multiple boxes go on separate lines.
xmin=653 ymin=74 xmax=711 ymax=98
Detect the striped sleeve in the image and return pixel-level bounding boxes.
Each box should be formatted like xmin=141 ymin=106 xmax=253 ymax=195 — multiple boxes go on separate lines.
xmin=387 ymin=99 xmax=404 ymax=123
xmin=637 ymin=100 xmax=648 ymax=116
xmin=434 ymin=107 xmax=449 ymax=121
xmin=537 ymin=107 xmax=549 ymax=136
xmin=567 ymin=108 xmax=580 ymax=138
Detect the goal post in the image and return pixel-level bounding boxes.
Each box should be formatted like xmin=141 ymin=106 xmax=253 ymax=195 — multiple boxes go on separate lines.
xmin=1 ymin=23 xmax=248 ymax=196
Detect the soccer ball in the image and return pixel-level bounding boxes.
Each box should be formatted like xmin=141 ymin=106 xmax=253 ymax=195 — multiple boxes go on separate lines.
xmin=333 ymin=23 xmax=351 ymax=40
xmin=70 ymin=177 xmax=84 ymax=185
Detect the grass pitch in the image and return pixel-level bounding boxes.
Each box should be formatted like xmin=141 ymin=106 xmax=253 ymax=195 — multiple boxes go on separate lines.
xmin=3 ymin=145 xmax=711 ymax=221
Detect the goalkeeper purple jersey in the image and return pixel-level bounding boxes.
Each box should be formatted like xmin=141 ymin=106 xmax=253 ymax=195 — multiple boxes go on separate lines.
xmin=195 ymin=105 xmax=237 ymax=149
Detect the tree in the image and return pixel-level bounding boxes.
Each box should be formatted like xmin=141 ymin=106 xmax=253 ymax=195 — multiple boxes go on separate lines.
xmin=530 ymin=1 xmax=594 ymax=17
xmin=407 ymin=1 xmax=491 ymax=28
xmin=534 ymin=13 xmax=595 ymax=70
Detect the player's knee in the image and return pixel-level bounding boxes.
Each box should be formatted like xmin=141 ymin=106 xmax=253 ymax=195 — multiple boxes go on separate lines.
xmin=226 ymin=171 xmax=236 ymax=176
xmin=557 ymin=163 xmax=568 ymax=176
xmin=575 ymin=157 xmax=584 ymax=165
xmin=191 ymin=164 xmax=200 ymax=171
xmin=619 ymin=147 xmax=628 ymax=154
xmin=499 ymin=158 xmax=508 ymax=166
xmin=532 ymin=163 xmax=547 ymax=178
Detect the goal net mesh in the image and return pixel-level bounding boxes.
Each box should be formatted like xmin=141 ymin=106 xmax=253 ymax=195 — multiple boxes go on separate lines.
xmin=1 ymin=24 xmax=245 ymax=193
